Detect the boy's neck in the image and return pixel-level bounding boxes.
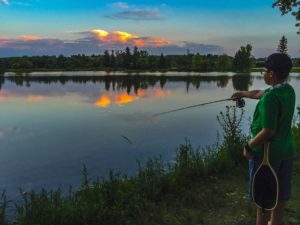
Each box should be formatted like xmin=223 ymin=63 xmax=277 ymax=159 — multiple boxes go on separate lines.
xmin=271 ymin=79 xmax=286 ymax=87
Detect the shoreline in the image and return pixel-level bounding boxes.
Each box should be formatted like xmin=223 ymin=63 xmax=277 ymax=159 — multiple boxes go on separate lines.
xmin=2 ymin=67 xmax=300 ymax=77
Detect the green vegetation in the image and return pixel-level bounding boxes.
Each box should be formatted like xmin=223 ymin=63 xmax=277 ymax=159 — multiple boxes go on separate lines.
xmin=0 ymin=49 xmax=234 ymax=72
xmin=0 ymin=106 xmax=299 ymax=225
xmin=251 ymin=67 xmax=300 ymax=73
xmin=292 ymin=67 xmax=300 ymax=72
xmin=1 ymin=45 xmax=299 ymax=74
xmin=277 ymin=35 xmax=288 ymax=54
xmin=273 ymin=0 xmax=300 ymax=34
xmin=232 ymin=44 xmax=255 ymax=73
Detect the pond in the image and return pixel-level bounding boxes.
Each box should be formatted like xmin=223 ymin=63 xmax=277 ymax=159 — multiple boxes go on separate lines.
xmin=0 ymin=72 xmax=299 ymax=200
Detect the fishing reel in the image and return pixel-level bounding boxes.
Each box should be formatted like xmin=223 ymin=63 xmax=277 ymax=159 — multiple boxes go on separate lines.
xmin=236 ymin=98 xmax=245 ymax=108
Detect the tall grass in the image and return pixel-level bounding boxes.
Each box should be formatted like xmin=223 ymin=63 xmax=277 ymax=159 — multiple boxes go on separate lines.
xmin=0 ymin=191 xmax=8 ymax=225
xmin=0 ymin=106 xmax=254 ymax=224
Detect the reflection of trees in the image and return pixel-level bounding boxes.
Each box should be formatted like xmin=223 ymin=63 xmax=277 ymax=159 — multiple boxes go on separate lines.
xmin=6 ymin=75 xmax=232 ymax=94
xmin=0 ymin=75 xmax=4 ymax=90
xmin=232 ymin=74 xmax=253 ymax=91
xmin=216 ymin=76 xmax=229 ymax=88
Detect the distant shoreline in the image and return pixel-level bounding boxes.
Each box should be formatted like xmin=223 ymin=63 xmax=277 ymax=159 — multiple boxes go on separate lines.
xmin=2 ymin=67 xmax=300 ymax=75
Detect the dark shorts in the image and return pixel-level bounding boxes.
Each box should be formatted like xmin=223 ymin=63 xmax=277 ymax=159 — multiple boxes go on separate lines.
xmin=248 ymin=158 xmax=293 ymax=202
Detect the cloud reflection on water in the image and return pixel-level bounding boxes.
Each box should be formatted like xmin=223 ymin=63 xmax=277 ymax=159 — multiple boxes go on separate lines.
xmin=94 ymin=88 xmax=172 ymax=108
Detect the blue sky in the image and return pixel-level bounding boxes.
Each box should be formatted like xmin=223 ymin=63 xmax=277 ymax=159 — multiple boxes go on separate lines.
xmin=0 ymin=0 xmax=299 ymax=57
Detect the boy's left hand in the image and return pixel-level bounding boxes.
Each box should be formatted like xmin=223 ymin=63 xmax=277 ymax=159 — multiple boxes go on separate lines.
xmin=243 ymin=147 xmax=253 ymax=159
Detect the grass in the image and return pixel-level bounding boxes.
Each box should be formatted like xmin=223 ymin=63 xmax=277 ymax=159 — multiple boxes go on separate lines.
xmin=251 ymin=67 xmax=300 ymax=73
xmin=292 ymin=67 xmax=300 ymax=73
xmin=0 ymin=106 xmax=299 ymax=225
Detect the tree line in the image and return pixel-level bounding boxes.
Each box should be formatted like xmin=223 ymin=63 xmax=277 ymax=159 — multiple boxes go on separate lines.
xmin=0 ymin=38 xmax=299 ymax=74
xmin=0 ymin=47 xmax=241 ymax=72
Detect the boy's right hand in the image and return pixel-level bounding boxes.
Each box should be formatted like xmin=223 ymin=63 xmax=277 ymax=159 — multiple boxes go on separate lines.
xmin=231 ymin=91 xmax=244 ymax=100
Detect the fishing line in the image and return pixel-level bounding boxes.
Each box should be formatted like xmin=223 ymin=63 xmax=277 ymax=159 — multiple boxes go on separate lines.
xmin=153 ymin=97 xmax=245 ymax=118
xmin=120 ymin=135 xmax=145 ymax=158
xmin=120 ymin=97 xmax=245 ymax=160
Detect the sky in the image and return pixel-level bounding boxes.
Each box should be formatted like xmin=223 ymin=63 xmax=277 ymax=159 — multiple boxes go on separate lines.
xmin=0 ymin=0 xmax=299 ymax=57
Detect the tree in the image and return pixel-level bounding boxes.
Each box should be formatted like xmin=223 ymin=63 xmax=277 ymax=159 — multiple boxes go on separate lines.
xmin=103 ymin=50 xmax=110 ymax=67
xmin=277 ymin=35 xmax=288 ymax=53
xmin=110 ymin=50 xmax=116 ymax=68
xmin=272 ymin=0 xmax=300 ymax=34
xmin=216 ymin=54 xmax=232 ymax=71
xmin=57 ymin=55 xmax=68 ymax=69
xmin=192 ymin=53 xmax=202 ymax=71
xmin=159 ymin=53 xmax=167 ymax=69
xmin=132 ymin=46 xmax=139 ymax=69
xmin=136 ymin=50 xmax=149 ymax=69
xmin=232 ymin=44 xmax=253 ymax=73
xmin=10 ymin=57 xmax=33 ymax=69
xmin=124 ymin=47 xmax=132 ymax=69
xmin=0 ymin=59 xmax=5 ymax=75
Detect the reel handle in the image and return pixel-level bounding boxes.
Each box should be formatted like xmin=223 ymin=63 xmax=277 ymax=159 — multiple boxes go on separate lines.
xmin=236 ymin=98 xmax=245 ymax=108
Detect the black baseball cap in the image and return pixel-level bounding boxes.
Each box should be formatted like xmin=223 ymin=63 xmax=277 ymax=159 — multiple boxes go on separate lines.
xmin=264 ymin=53 xmax=293 ymax=79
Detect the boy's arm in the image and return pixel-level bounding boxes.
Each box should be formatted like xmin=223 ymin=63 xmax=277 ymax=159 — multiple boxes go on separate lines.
xmin=244 ymin=128 xmax=275 ymax=159
xmin=231 ymin=90 xmax=264 ymax=100
xmin=249 ymin=128 xmax=275 ymax=147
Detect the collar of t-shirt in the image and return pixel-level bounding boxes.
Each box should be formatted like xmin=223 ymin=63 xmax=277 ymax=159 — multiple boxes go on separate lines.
xmin=270 ymin=82 xmax=287 ymax=90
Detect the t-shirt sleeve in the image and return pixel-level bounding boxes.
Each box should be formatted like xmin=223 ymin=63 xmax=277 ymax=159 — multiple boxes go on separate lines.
xmin=261 ymin=92 xmax=278 ymax=130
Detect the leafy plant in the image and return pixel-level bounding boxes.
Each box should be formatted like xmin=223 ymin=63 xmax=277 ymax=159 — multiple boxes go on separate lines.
xmin=217 ymin=106 xmax=249 ymax=167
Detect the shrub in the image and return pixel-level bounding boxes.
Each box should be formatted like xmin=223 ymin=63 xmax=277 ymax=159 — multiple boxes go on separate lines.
xmin=217 ymin=106 xmax=248 ymax=167
xmin=136 ymin=156 xmax=170 ymax=201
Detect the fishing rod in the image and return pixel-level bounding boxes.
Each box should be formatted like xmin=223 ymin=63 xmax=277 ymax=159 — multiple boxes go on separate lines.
xmin=154 ymin=97 xmax=245 ymax=117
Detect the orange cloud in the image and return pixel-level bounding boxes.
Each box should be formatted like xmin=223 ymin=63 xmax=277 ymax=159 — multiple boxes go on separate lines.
xmin=95 ymin=88 xmax=172 ymax=108
xmin=91 ymin=29 xmax=173 ymax=48
xmin=136 ymin=88 xmax=172 ymax=98
xmin=91 ymin=29 xmax=109 ymax=41
xmin=26 ymin=95 xmax=45 ymax=102
xmin=20 ymin=35 xmax=42 ymax=41
xmin=154 ymin=89 xmax=166 ymax=97
xmin=95 ymin=92 xmax=138 ymax=108
xmin=137 ymin=89 xmax=144 ymax=97
xmin=116 ymin=93 xmax=137 ymax=105
xmin=95 ymin=95 xmax=111 ymax=108
xmin=0 ymin=91 xmax=46 ymax=102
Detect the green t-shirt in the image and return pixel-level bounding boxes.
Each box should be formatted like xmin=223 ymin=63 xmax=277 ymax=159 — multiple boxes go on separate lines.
xmin=251 ymin=83 xmax=296 ymax=162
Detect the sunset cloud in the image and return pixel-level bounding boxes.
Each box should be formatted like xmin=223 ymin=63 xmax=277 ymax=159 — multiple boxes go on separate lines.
xmin=91 ymin=29 xmax=172 ymax=48
xmin=95 ymin=92 xmax=137 ymax=107
xmin=27 ymin=95 xmax=45 ymax=102
xmin=95 ymin=95 xmax=112 ymax=108
xmin=0 ymin=90 xmax=46 ymax=102
xmin=94 ymin=88 xmax=172 ymax=108
xmin=0 ymin=29 xmax=225 ymax=57
xmin=21 ymin=35 xmax=42 ymax=41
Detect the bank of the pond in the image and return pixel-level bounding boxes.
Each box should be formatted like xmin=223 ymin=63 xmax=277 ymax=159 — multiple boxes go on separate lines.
xmin=1 ymin=147 xmax=299 ymax=225
xmin=251 ymin=67 xmax=300 ymax=73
